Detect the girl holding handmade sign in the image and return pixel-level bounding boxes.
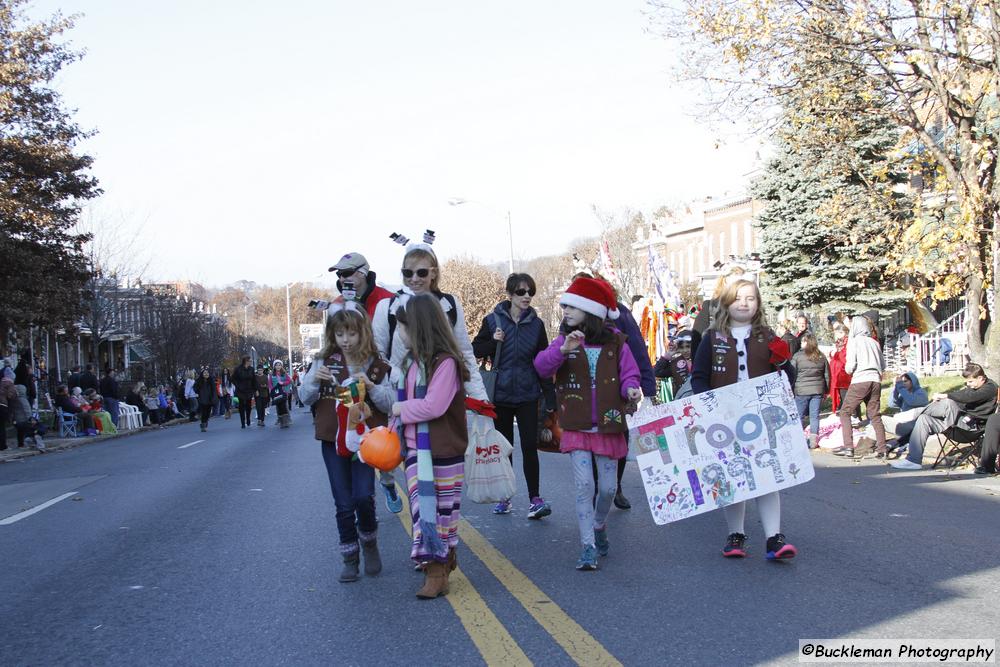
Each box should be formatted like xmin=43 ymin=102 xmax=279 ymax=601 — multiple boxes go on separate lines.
xmin=534 ymin=277 xmax=642 ymax=570
xmin=300 ymin=303 xmax=395 ymax=583
xmin=390 ymin=293 xmax=469 ymax=599
xmin=690 ymin=279 xmax=798 ymax=560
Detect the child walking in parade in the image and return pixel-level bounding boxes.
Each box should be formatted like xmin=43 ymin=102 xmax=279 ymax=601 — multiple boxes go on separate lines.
xmin=534 ymin=277 xmax=642 ymax=570
xmin=390 ymin=293 xmax=469 ymax=599
xmin=300 ymin=303 xmax=395 ymax=583
xmin=690 ymin=279 xmax=799 ymax=560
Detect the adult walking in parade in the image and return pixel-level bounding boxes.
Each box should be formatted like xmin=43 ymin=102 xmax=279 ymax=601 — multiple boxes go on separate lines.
xmin=472 ymin=273 xmax=554 ymax=519
xmin=183 ymin=370 xmax=198 ymax=421
xmin=232 ymin=356 xmax=256 ymax=429
xmin=194 ymin=368 xmax=218 ymax=432
xmin=253 ymin=366 xmax=270 ymax=427
xmin=269 ymin=361 xmax=293 ymax=428
xmin=329 ymin=252 xmax=394 ymax=319
xmin=372 ymin=240 xmax=489 ymax=402
xmin=219 ymin=368 xmax=234 ymax=418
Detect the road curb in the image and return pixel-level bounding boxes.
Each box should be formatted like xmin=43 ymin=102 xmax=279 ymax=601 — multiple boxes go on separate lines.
xmin=0 ymin=419 xmax=193 ymax=463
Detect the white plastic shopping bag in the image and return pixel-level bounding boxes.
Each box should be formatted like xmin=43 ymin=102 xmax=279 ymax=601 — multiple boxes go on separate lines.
xmin=464 ymin=413 xmax=516 ymax=504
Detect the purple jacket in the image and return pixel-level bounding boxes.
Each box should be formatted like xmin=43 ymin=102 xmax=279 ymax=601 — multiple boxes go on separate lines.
xmin=615 ymin=302 xmax=656 ymax=397
xmin=535 ymin=333 xmax=641 ymax=428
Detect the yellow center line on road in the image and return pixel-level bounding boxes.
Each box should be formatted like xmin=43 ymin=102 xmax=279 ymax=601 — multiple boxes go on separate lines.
xmin=458 ymin=518 xmax=623 ymax=667
xmin=394 ymin=484 xmax=531 ymax=666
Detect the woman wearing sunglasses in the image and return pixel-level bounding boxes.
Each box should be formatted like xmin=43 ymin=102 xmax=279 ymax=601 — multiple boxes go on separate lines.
xmin=472 ymin=273 xmax=555 ymax=519
xmin=372 ymin=244 xmax=489 ymax=402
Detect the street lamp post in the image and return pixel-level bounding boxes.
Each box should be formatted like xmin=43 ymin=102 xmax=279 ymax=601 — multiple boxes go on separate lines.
xmin=285 ymin=282 xmax=294 ymax=370
xmin=448 ymin=198 xmax=514 ymax=274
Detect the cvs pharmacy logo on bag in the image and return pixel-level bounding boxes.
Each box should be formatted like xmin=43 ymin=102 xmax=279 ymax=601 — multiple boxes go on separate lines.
xmin=476 ymin=444 xmax=501 ymax=457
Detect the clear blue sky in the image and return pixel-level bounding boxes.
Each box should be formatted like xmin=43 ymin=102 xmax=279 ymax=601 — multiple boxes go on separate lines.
xmin=29 ymin=0 xmax=759 ymax=288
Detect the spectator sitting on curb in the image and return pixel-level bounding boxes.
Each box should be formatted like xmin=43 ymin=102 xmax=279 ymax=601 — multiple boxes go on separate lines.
xmin=54 ymin=384 xmax=96 ymax=435
xmin=976 ymin=413 xmax=1000 ymax=475
xmin=82 ymin=389 xmax=117 ymax=434
xmin=890 ymin=363 xmax=998 ymax=470
xmin=889 ymin=372 xmax=929 ymax=412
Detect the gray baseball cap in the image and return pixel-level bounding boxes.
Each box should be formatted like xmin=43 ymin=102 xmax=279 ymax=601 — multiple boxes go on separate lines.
xmin=329 ymin=252 xmax=370 ymax=274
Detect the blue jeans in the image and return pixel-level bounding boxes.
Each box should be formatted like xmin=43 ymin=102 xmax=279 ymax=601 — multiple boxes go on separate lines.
xmin=795 ymin=394 xmax=822 ymax=436
xmin=104 ymin=397 xmax=120 ymax=427
xmin=321 ymin=442 xmax=377 ymax=547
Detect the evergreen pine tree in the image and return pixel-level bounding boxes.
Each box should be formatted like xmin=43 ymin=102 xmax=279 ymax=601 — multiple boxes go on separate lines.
xmin=751 ymin=49 xmax=912 ymax=316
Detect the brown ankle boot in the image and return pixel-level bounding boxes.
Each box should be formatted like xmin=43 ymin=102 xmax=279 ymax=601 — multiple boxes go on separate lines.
xmin=415 ymin=561 xmax=449 ymax=599
xmin=447 ymin=547 xmax=457 ymax=572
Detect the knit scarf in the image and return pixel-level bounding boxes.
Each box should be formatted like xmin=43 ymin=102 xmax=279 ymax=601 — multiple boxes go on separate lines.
xmin=397 ymin=356 xmax=446 ymax=557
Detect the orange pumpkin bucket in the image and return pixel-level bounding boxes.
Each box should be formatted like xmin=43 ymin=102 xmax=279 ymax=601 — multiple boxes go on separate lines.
xmin=359 ymin=426 xmax=403 ymax=472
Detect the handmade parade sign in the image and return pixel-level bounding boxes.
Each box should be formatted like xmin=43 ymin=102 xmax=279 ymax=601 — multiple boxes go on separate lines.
xmin=627 ymin=372 xmax=814 ymax=525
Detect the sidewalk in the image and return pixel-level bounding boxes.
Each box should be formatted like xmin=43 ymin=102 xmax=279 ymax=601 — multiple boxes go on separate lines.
xmin=0 ymin=416 xmax=194 ymax=463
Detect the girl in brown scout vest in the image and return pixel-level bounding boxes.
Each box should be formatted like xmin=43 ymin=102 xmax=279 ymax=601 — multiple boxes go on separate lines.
xmin=389 ymin=293 xmax=470 ymax=599
xmin=534 ymin=277 xmax=642 ymax=571
xmin=300 ymin=303 xmax=395 ymax=583
xmin=690 ymin=279 xmax=798 ymax=561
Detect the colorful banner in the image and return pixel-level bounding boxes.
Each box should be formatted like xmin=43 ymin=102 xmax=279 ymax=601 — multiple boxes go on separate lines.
xmin=627 ymin=372 xmax=814 ymax=525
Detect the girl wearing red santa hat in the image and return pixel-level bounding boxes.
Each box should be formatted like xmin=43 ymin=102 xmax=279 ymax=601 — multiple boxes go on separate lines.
xmin=534 ymin=277 xmax=642 ymax=570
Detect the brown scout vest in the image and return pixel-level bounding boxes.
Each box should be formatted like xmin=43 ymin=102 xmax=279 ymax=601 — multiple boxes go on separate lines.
xmin=555 ymin=333 xmax=629 ymax=434
xmin=313 ymin=354 xmax=390 ymax=443
xmin=706 ymin=326 xmax=779 ymax=389
xmin=426 ymin=353 xmax=468 ymax=459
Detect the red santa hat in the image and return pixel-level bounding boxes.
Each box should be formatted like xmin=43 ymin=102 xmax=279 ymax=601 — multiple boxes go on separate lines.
xmin=560 ymin=277 xmax=619 ymax=320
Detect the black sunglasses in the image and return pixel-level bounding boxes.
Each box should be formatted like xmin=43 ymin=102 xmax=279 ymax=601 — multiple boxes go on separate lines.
xmin=336 ymin=269 xmax=356 ymax=279
xmin=401 ymin=268 xmax=431 ymax=278
xmin=512 ymin=288 xmax=535 ymax=297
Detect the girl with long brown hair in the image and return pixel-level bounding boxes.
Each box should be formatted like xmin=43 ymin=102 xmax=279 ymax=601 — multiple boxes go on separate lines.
xmin=300 ymin=304 xmax=395 ymax=583
xmin=389 ymin=293 xmax=469 ymax=598
xmin=691 ymin=279 xmax=799 ymax=561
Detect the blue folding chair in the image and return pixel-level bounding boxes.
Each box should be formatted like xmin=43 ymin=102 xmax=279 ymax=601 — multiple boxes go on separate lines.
xmin=56 ymin=409 xmax=80 ymax=438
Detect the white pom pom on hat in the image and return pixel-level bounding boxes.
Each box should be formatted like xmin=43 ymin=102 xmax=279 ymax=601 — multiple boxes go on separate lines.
xmin=560 ymin=276 xmax=620 ymax=320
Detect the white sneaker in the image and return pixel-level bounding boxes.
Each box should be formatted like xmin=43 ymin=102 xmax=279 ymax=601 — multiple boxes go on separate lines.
xmin=890 ymin=459 xmax=922 ymax=470
xmin=33 ymin=435 xmax=46 ymax=451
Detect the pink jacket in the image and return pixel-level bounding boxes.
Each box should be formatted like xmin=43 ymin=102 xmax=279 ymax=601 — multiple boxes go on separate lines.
xmin=535 ymin=334 xmax=641 ymax=428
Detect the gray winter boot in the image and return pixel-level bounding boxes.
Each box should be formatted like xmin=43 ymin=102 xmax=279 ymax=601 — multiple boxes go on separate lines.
xmin=360 ymin=533 xmax=382 ymax=576
xmin=339 ymin=548 xmax=360 ymax=583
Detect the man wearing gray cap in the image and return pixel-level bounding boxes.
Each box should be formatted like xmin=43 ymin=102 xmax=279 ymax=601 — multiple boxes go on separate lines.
xmin=329 ymin=252 xmax=394 ymax=320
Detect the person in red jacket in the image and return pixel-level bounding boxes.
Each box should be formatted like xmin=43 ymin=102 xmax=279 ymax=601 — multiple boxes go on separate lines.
xmin=828 ymin=322 xmax=861 ymax=422
xmin=328 ymin=252 xmax=394 ymax=320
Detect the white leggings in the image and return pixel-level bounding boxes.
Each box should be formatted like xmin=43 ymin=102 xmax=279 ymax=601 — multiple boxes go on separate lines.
xmin=570 ymin=450 xmax=617 ymax=547
xmin=722 ymin=491 xmax=781 ymax=538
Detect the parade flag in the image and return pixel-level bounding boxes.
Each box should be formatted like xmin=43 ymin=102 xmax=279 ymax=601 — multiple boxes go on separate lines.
xmin=627 ymin=372 xmax=814 ymax=525
xmin=598 ymin=240 xmax=620 ymax=288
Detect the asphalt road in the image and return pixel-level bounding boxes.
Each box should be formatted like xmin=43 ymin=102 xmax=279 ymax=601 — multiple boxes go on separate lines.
xmin=1 ymin=406 xmax=998 ymax=666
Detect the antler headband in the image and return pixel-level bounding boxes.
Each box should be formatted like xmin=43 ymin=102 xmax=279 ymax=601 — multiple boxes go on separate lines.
xmin=390 ymin=230 xmax=437 ymax=256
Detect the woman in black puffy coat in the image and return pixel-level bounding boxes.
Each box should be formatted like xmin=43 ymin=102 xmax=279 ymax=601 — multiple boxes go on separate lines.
xmin=472 ymin=273 xmax=554 ymax=520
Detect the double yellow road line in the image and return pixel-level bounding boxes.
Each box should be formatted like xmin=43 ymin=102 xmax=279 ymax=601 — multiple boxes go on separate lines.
xmin=394 ymin=485 xmax=622 ymax=667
